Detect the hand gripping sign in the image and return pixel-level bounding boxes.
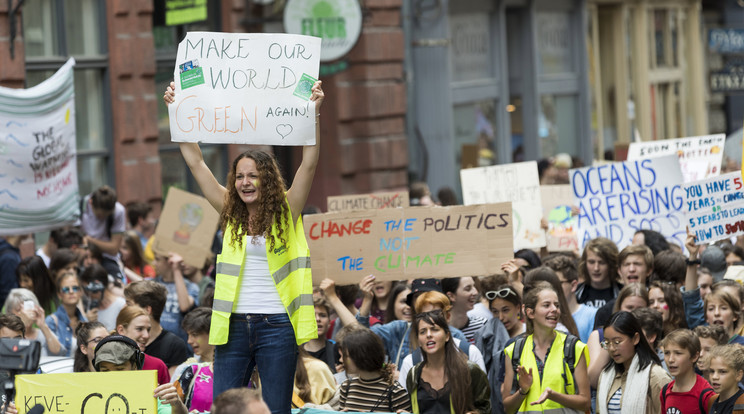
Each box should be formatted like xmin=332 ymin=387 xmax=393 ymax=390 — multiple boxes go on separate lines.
xmin=168 ymin=32 xmax=321 ymax=146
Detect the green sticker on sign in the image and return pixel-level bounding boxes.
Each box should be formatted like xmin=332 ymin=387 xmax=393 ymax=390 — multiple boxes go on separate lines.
xmin=179 ymin=60 xmax=205 ymax=89
xmin=293 ymin=73 xmax=317 ymax=100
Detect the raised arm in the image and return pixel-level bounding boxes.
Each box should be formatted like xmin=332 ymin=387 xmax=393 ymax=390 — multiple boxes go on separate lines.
xmin=164 ymin=82 xmax=227 ymax=213
xmin=287 ymin=81 xmax=324 ymax=223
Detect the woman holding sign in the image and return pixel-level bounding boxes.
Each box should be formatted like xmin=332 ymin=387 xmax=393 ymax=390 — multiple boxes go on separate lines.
xmin=164 ymin=80 xmax=324 ymax=413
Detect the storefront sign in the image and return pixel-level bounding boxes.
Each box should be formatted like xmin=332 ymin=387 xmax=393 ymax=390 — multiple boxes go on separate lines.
xmin=570 ymin=155 xmax=686 ymax=250
xmin=304 ymin=204 xmax=514 ymax=285
xmin=709 ymin=29 xmax=744 ymax=54
xmin=167 ymin=32 xmax=321 ymax=146
xmin=284 ymin=0 xmax=362 ymax=62
xmin=711 ymin=66 xmax=744 ymax=93
xmin=166 ymin=0 xmax=207 ymax=26
xmin=460 ymin=161 xmax=546 ymax=250
xmin=685 ymin=171 xmax=744 ymax=245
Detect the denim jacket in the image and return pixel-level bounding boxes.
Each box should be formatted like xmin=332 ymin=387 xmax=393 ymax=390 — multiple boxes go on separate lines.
xmin=682 ymin=287 xmax=705 ymax=329
xmin=45 ymin=306 xmax=88 ymax=357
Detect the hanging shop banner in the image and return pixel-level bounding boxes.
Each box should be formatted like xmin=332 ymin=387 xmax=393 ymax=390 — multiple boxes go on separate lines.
xmin=570 ymin=155 xmax=686 ymax=251
xmin=166 ymin=0 xmax=207 ymax=26
xmin=685 ymin=171 xmax=744 ymax=245
xmin=541 ymin=185 xmax=578 ymax=252
xmin=15 ymin=370 xmax=157 ymax=414
xmin=710 ymin=66 xmax=744 ymax=93
xmin=626 ymin=134 xmax=725 ymax=183
xmin=168 ymin=32 xmax=321 ymax=145
xmin=0 ymin=58 xmax=79 ymax=235
xmin=709 ymin=29 xmax=744 ymax=54
xmin=284 ymin=0 xmax=363 ymax=62
xmin=304 ymin=204 xmax=514 ymax=285
xmin=460 ymin=161 xmax=546 ymax=250
xmin=151 ymin=187 xmax=220 ymax=268
xmin=327 ymin=191 xmax=409 ymax=213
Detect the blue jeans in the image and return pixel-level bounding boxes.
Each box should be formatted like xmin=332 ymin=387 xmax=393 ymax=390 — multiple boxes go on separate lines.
xmin=213 ymin=313 xmax=297 ymax=414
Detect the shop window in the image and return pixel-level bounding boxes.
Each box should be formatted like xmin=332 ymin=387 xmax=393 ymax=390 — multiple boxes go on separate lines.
xmin=23 ymin=0 xmax=110 ymax=196
xmin=453 ymin=100 xmax=498 ymax=169
xmin=539 ymin=94 xmax=579 ymax=159
xmin=650 ymin=9 xmax=680 ymax=69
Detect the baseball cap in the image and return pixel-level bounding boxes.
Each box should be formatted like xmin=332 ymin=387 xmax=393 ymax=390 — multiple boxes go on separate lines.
xmin=701 ymin=245 xmax=727 ymax=282
xmin=93 ymin=335 xmax=140 ymax=371
xmin=406 ymin=278 xmax=442 ymax=307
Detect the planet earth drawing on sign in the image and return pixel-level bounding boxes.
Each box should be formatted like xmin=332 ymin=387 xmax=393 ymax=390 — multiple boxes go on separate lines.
xmin=174 ymin=203 xmax=204 ymax=244
xmin=297 ymin=79 xmax=313 ymax=96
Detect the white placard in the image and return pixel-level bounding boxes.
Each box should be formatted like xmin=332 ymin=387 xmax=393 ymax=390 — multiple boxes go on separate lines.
xmin=168 ymin=32 xmax=321 ymax=145
xmin=0 ymin=58 xmax=79 ymax=235
xmin=570 ymin=155 xmax=686 ymax=251
xmin=461 ymin=161 xmax=546 ymax=249
xmin=627 ymin=134 xmax=725 ymax=182
xmin=685 ymin=171 xmax=744 ymax=244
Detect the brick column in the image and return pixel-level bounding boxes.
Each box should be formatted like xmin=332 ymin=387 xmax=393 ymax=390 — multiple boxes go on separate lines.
xmin=306 ymin=0 xmax=409 ymax=211
xmin=0 ymin=0 xmax=25 ymax=88
xmin=106 ymin=0 xmax=162 ymax=205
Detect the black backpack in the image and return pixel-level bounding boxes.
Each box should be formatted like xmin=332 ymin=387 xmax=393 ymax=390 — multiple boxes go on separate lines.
xmin=510 ymin=333 xmax=580 ymax=388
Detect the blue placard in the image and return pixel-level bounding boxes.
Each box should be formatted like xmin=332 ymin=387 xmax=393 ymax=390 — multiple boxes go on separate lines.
xmin=709 ymin=29 xmax=744 ymax=54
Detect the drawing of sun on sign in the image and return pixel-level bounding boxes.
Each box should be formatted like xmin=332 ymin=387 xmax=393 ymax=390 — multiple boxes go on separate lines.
xmin=174 ymin=203 xmax=204 ymax=244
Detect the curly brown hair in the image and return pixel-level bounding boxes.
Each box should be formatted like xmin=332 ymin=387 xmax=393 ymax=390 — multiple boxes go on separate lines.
xmin=222 ymin=150 xmax=289 ymax=251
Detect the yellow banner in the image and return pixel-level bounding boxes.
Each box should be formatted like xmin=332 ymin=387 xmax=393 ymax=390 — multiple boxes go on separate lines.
xmin=15 ymin=371 xmax=158 ymax=414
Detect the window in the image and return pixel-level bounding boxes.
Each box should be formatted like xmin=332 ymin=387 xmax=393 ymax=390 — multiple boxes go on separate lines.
xmin=23 ymin=0 xmax=110 ymax=196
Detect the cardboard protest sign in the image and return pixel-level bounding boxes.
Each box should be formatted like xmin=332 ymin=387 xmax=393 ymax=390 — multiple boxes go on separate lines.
xmin=627 ymin=134 xmax=725 ymax=182
xmin=0 ymin=58 xmax=79 ymax=235
xmin=15 ymin=370 xmax=157 ymax=414
xmin=305 ymin=204 xmax=514 ymax=285
xmin=327 ymin=191 xmax=409 ymax=213
xmin=460 ymin=161 xmax=546 ymax=249
xmin=540 ymin=185 xmax=578 ymax=251
xmin=685 ymin=171 xmax=744 ymax=244
xmin=570 ymin=155 xmax=686 ymax=251
xmin=152 ymin=187 xmax=220 ymax=268
xmin=168 ymin=32 xmax=321 ymax=145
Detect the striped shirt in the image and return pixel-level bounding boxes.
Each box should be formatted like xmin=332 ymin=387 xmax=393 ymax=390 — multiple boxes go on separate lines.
xmin=339 ymin=376 xmax=411 ymax=412
xmin=608 ymin=387 xmax=622 ymax=414
xmin=461 ymin=316 xmax=488 ymax=344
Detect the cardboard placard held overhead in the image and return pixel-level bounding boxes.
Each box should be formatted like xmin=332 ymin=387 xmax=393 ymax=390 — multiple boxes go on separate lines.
xmin=685 ymin=171 xmax=744 ymax=244
xmin=627 ymin=134 xmax=725 ymax=182
xmin=152 ymin=187 xmax=220 ymax=268
xmin=570 ymin=155 xmax=686 ymax=251
xmin=327 ymin=191 xmax=409 ymax=213
xmin=305 ymin=204 xmax=514 ymax=285
xmin=15 ymin=370 xmax=158 ymax=414
xmin=460 ymin=161 xmax=546 ymax=250
xmin=540 ymin=185 xmax=578 ymax=251
xmin=168 ymin=32 xmax=321 ymax=145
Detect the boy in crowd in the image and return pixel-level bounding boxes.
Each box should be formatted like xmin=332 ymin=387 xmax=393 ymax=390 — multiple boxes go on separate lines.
xmin=80 ymin=185 xmax=126 ymax=281
xmin=180 ymin=258 xmax=214 ymax=306
xmin=660 ymin=329 xmax=716 ymax=414
xmin=575 ymin=237 xmax=620 ymax=309
xmin=126 ymin=201 xmax=157 ymax=250
xmin=301 ymin=297 xmax=339 ymax=372
xmin=124 ymin=280 xmax=191 ymax=376
xmin=153 ymin=252 xmax=199 ymax=343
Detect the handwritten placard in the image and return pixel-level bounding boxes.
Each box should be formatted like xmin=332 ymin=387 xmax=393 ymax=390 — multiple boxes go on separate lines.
xmin=540 ymin=185 xmax=578 ymax=251
xmin=305 ymin=204 xmax=514 ymax=285
xmin=152 ymin=187 xmax=220 ymax=268
xmin=627 ymin=134 xmax=725 ymax=182
xmin=570 ymin=155 xmax=686 ymax=250
xmin=168 ymin=32 xmax=321 ymax=145
xmin=15 ymin=370 xmax=157 ymax=414
xmin=327 ymin=191 xmax=409 ymax=213
xmin=0 ymin=58 xmax=79 ymax=235
xmin=460 ymin=161 xmax=546 ymax=249
xmin=685 ymin=171 xmax=744 ymax=244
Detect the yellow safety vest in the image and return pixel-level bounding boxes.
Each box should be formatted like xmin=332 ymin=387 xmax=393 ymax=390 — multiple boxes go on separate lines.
xmin=208 ymin=202 xmax=317 ymax=346
xmin=503 ymin=332 xmax=587 ymax=414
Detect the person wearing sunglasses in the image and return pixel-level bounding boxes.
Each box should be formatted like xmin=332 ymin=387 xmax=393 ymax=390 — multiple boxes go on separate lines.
xmin=596 ymin=311 xmax=670 ymax=414
xmin=46 ymin=271 xmax=89 ymax=356
xmin=486 ymin=285 xmax=525 ymax=338
xmin=73 ymin=321 xmax=108 ymax=372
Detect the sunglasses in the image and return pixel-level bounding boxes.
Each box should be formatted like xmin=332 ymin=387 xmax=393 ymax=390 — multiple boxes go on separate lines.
xmin=415 ymin=309 xmax=444 ymax=320
xmin=485 ymin=288 xmax=517 ymax=301
xmin=61 ymin=286 xmax=81 ymax=294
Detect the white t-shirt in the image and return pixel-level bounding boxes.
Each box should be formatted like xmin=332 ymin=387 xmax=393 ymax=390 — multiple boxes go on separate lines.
xmin=36 ymin=247 xmax=50 ymax=267
xmin=97 ymin=296 xmax=126 ymax=331
xmin=468 ymin=302 xmax=493 ymax=321
xmin=397 ymin=338 xmax=486 ymax=391
xmin=234 ymin=236 xmax=285 ymax=314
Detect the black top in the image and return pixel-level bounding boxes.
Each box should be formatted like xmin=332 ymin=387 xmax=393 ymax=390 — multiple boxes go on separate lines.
xmin=306 ymin=340 xmax=339 ymax=373
xmin=593 ymin=299 xmax=616 ymax=330
xmin=417 ymin=379 xmax=451 ymax=414
xmin=576 ymin=283 xmax=617 ymax=309
xmin=711 ymin=389 xmax=744 ymax=414
xmin=145 ymin=329 xmax=191 ymax=368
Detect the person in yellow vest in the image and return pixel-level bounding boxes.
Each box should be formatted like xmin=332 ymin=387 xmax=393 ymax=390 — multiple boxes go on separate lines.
xmin=163 ymin=80 xmax=325 ymax=414
xmin=502 ymin=281 xmax=590 ymax=414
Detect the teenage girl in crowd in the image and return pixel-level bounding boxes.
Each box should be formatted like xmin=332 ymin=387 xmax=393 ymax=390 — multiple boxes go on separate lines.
xmin=46 ymin=270 xmax=88 ymax=356
xmin=502 ymin=281 xmax=590 ymax=414
xmin=442 ymin=277 xmax=487 ymax=343
xmin=165 ymin=79 xmax=324 ymax=412
xmin=407 ymin=310 xmax=490 ymax=414
xmin=73 ymin=321 xmax=108 ymax=372
xmin=115 ymin=305 xmax=170 ymax=385
xmin=385 ymin=282 xmax=412 ymax=323
xmin=522 ymin=267 xmax=579 ymax=337
xmin=706 ymin=345 xmax=744 ymax=414
xmin=292 ymin=347 xmax=336 ymax=408
xmin=120 ymin=230 xmax=155 ymax=280
xmin=705 ymin=290 xmax=744 ymax=345
xmin=15 ymin=255 xmax=57 ymax=315
xmin=487 ymin=284 xmax=524 ymax=338
xmin=337 ymin=327 xmax=410 ymax=412
xmin=648 ymin=281 xmax=689 ymax=337
xmin=596 ymin=311 xmax=670 ymax=414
